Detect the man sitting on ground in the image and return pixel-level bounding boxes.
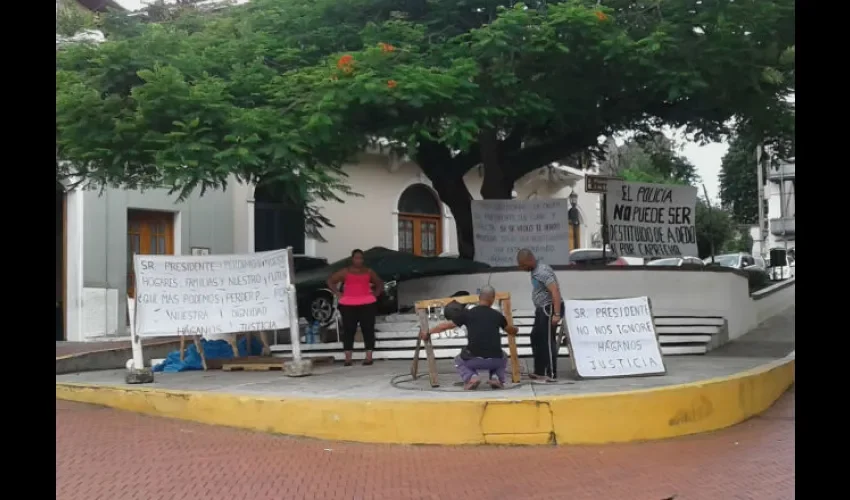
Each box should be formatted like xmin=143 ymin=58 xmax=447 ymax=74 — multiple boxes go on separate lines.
xmin=420 ymin=286 xmax=518 ymax=390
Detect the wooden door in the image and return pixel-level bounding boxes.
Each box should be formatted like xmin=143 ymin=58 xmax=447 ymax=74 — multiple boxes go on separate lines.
xmin=398 ymin=214 xmax=442 ymax=257
xmin=127 ymin=210 xmax=175 ymax=297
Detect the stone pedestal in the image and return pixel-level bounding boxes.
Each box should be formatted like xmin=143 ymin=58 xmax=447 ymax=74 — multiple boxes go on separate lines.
xmin=125 ymin=367 xmax=155 ymax=384
xmin=284 ymin=359 xmax=313 ymax=377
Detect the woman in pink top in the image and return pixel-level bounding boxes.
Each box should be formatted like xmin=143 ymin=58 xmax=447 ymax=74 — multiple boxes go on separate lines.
xmin=327 ymin=249 xmax=383 ymax=366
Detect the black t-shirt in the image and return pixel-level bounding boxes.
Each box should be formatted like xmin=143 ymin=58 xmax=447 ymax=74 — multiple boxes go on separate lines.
xmin=453 ymin=305 xmax=508 ymax=359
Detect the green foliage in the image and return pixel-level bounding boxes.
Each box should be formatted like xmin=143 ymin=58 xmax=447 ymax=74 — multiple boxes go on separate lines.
xmin=695 ymin=199 xmax=734 ymax=260
xmin=56 ymin=0 xmax=96 ymax=37
xmin=719 ymin=116 xmax=794 ymax=225
xmin=726 ymin=231 xmax=754 ymax=254
xmin=56 ymin=0 xmax=796 ymax=257
xmin=719 ymin=134 xmax=761 ymax=225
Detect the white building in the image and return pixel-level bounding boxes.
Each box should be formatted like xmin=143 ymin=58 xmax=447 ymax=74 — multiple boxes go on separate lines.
xmin=229 ymin=152 xmax=602 ymax=263
xmin=751 ymin=158 xmax=795 ymax=258
xmin=58 ymin=151 xmax=602 ymax=342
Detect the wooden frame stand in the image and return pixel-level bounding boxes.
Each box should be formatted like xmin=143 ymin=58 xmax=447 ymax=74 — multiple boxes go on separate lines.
xmin=410 ymin=292 xmax=521 ymax=387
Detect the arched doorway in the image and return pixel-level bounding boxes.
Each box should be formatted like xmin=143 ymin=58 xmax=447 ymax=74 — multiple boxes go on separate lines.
xmin=254 ymin=182 xmax=306 ymax=254
xmin=56 ymin=182 xmax=65 ymax=341
xmin=397 ymin=184 xmax=442 ymax=257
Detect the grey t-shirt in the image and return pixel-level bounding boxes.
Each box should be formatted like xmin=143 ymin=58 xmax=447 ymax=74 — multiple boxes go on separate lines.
xmin=530 ymin=262 xmax=559 ymax=309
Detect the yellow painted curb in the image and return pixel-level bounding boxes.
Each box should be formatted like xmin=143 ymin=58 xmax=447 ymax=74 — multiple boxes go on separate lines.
xmin=56 ymin=355 xmax=795 ymax=446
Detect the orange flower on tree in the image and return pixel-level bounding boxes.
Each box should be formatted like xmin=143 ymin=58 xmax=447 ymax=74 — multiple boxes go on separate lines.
xmin=337 ymin=54 xmax=354 ymax=73
xmin=387 ymin=80 xmax=398 ymax=89
xmin=379 ymin=42 xmax=396 ymax=53
xmin=595 ymin=10 xmax=608 ymax=22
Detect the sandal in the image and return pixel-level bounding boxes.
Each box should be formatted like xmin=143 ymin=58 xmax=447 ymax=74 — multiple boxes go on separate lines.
xmin=362 ymin=359 xmax=373 ymax=366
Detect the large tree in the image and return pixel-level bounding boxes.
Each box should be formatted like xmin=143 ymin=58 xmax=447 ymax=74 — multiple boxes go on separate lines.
xmin=56 ymin=0 xmax=796 ymax=258
xmin=719 ymin=107 xmax=794 ymax=225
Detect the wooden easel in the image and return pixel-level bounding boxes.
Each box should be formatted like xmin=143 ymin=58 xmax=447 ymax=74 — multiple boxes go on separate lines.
xmin=410 ymin=292 xmax=520 ymax=387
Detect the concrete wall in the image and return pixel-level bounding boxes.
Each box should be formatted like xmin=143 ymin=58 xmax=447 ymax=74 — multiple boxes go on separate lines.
xmin=79 ymin=187 xmax=235 ymax=339
xmin=751 ymin=278 xmax=795 ymax=324
xmin=398 ymin=268 xmax=760 ymax=340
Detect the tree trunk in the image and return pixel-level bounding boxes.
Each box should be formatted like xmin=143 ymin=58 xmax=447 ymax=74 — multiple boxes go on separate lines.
xmin=430 ymin=176 xmax=475 ymax=260
xmin=479 ymin=129 xmax=515 ymax=199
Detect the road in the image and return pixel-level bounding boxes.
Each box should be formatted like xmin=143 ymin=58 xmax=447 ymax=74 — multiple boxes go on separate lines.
xmin=56 ymin=387 xmax=794 ymax=500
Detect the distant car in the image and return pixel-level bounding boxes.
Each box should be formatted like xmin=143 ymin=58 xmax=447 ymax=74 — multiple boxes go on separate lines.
xmin=569 ymin=248 xmax=641 ymax=267
xmin=647 ymin=257 xmax=704 ymax=267
xmin=704 ymin=253 xmax=770 ymax=290
xmin=703 ymin=253 xmax=757 ymax=269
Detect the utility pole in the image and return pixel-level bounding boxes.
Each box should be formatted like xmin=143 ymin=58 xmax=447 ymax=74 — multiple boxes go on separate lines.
xmin=755 ymin=145 xmax=767 ymax=259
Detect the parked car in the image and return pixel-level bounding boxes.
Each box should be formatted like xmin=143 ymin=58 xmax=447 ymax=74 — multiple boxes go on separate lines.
xmin=294 ymin=247 xmax=489 ymax=326
xmin=646 ymin=257 xmax=704 ymax=267
xmin=292 ymin=255 xmax=328 ymax=273
xmin=704 ymin=253 xmax=770 ymax=291
xmin=569 ymin=248 xmax=642 ymax=267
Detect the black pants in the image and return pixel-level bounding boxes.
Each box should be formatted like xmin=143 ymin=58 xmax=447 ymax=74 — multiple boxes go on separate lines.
xmin=339 ymin=303 xmax=377 ymax=351
xmin=531 ymin=302 xmax=564 ymax=378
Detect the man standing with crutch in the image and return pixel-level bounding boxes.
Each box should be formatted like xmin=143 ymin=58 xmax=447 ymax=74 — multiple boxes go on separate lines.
xmin=517 ymin=249 xmax=564 ymax=381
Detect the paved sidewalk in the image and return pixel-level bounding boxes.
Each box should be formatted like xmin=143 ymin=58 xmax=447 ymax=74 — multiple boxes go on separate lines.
xmin=709 ymin=306 xmax=795 ymax=358
xmin=56 ymin=387 xmax=794 ymax=500
xmin=56 ymin=338 xmax=180 ymax=358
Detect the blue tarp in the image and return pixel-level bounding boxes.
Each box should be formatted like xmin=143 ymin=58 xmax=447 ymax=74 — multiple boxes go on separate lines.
xmin=153 ymin=336 xmax=266 ymax=373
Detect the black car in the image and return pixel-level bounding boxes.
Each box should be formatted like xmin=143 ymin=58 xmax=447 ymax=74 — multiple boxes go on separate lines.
xmin=294 ymin=247 xmax=489 ymax=326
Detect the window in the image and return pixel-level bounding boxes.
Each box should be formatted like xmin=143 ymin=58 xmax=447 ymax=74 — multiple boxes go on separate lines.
xmin=126 ymin=210 xmax=175 ymax=297
xmin=397 ymin=184 xmax=442 ymax=257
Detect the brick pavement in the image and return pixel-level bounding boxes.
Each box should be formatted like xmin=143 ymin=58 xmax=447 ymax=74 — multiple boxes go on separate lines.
xmin=56 ymin=386 xmax=794 ymax=500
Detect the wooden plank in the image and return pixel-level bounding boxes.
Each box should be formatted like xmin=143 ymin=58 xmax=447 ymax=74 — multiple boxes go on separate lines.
xmin=192 ymin=335 xmax=208 ymax=371
xmin=501 ymin=298 xmax=521 ymax=384
xmin=223 ymin=363 xmax=284 ymax=372
xmin=414 ymin=292 xmax=510 ymax=310
xmin=425 ymin=336 xmax=439 ymax=387
xmin=411 ymin=309 xmax=428 ymax=380
xmin=221 ymin=356 xmax=283 ymax=366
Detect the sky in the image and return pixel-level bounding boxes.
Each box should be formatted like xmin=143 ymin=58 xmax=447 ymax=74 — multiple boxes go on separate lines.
xmin=673 ymin=133 xmax=728 ymax=203
xmin=112 ymin=0 xmax=730 ymax=203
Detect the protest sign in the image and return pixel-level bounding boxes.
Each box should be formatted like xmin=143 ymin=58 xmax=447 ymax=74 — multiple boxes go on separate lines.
xmin=471 ymin=199 xmax=571 ymax=266
xmin=605 ymin=181 xmax=698 ymax=259
xmin=133 ymin=249 xmax=291 ymax=338
xmin=564 ymin=296 xmax=666 ymax=378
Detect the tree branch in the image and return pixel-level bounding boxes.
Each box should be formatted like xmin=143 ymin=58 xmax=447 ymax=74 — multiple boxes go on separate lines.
xmin=504 ymin=129 xmax=602 ymax=181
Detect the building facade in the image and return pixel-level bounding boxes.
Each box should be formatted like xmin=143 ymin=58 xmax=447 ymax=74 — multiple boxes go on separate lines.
xmin=230 ymin=153 xmax=603 ymax=263
xmin=58 ymin=184 xmax=238 ymax=342
xmin=750 ymin=158 xmax=795 ymax=258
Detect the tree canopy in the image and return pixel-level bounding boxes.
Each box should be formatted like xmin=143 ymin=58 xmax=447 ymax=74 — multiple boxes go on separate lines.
xmin=56 ymin=0 xmax=796 ymax=258
xmin=719 ymin=112 xmax=793 ymax=225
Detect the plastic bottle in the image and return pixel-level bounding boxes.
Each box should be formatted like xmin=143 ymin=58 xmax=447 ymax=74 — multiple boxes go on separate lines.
xmin=311 ymin=321 xmax=321 ymax=344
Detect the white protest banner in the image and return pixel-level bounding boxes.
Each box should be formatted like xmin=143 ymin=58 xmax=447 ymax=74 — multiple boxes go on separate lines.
xmin=471 ymin=199 xmax=571 ymax=266
xmin=133 ymin=249 xmax=291 ymax=338
xmin=605 ymin=180 xmax=698 ymax=259
xmin=564 ymin=296 xmax=665 ymax=378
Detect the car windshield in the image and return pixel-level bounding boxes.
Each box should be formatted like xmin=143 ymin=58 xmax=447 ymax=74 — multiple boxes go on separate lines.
xmin=648 ymin=258 xmax=680 ymax=266
xmin=709 ymin=255 xmax=740 ymax=268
